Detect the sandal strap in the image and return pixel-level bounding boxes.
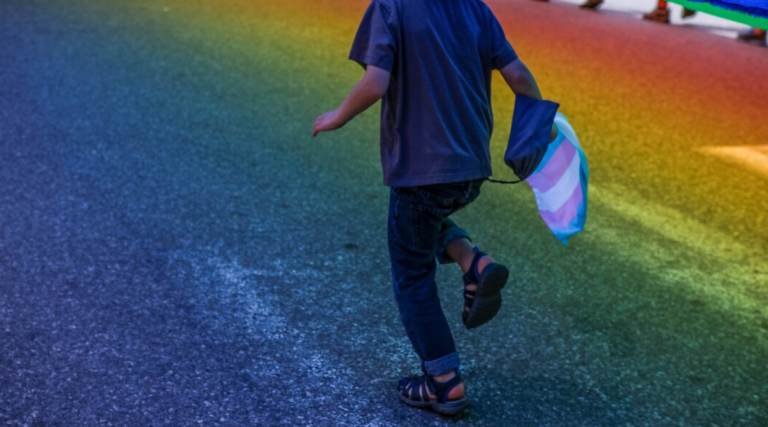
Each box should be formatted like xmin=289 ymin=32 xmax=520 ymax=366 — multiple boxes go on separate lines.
xmin=417 ymin=378 xmax=426 ymax=401
xmin=462 ymin=247 xmax=487 ymax=285
xmin=425 ymin=376 xmax=436 ymax=399
xmin=464 ymin=290 xmax=475 ymax=304
xmin=399 ymin=376 xmax=432 ymax=402
xmin=461 ymin=271 xmax=475 ymax=286
xmin=431 ymin=373 xmax=464 ymax=404
xmin=400 ymin=373 xmax=463 ymax=404
xmin=463 ymin=248 xmax=485 ymax=323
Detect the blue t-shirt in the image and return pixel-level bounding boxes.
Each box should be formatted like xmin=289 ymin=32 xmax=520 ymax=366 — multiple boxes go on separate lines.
xmin=349 ymin=0 xmax=518 ymax=187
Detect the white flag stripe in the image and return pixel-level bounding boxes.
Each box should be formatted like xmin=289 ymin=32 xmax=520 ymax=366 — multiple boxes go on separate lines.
xmin=532 ymin=152 xmax=581 ymax=212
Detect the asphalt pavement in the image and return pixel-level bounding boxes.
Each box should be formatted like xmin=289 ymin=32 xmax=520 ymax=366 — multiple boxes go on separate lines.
xmin=1 ymin=0 xmax=767 ymax=426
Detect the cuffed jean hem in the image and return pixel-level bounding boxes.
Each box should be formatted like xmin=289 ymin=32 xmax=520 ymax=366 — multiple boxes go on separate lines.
xmin=422 ymin=351 xmax=460 ymax=376
xmin=435 ymin=219 xmax=471 ymax=265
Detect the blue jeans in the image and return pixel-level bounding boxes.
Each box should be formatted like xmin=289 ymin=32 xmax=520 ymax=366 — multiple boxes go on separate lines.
xmin=388 ymin=178 xmax=485 ymax=376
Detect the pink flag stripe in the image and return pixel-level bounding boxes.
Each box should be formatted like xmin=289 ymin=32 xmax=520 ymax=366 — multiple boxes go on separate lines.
xmin=526 ymin=137 xmax=578 ymax=193
xmin=537 ymin=182 xmax=584 ymax=229
xmin=533 ymin=153 xmax=581 ymax=212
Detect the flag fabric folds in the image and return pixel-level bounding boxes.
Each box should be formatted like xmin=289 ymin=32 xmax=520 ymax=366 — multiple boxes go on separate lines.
xmin=525 ymin=113 xmax=589 ymax=245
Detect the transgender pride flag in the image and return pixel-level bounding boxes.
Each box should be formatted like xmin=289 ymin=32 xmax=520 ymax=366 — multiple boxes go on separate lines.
xmin=525 ymin=113 xmax=589 ymax=246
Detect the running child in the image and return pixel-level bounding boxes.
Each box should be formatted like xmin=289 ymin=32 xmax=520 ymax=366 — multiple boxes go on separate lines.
xmin=313 ymin=0 xmax=553 ymax=415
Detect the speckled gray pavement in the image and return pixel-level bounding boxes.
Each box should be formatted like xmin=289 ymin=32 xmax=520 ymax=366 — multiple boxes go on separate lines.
xmin=2 ymin=0 xmax=767 ymax=426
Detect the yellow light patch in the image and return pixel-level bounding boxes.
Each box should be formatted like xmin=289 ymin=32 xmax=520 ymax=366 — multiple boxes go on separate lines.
xmin=699 ymin=145 xmax=768 ymax=179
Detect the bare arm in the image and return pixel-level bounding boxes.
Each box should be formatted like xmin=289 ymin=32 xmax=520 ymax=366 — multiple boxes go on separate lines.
xmin=500 ymin=59 xmax=558 ymax=141
xmin=500 ymin=59 xmax=542 ymax=99
xmin=313 ymin=65 xmax=391 ymax=137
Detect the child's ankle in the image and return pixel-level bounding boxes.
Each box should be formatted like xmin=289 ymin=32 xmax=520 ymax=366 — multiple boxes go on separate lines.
xmin=433 ymin=370 xmax=456 ymax=382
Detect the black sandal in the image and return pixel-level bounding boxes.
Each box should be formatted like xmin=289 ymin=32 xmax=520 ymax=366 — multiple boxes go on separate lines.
xmin=397 ymin=372 xmax=469 ymax=415
xmin=462 ymin=247 xmax=509 ymax=329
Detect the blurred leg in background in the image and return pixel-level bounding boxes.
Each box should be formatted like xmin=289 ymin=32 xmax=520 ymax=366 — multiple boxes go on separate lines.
xmin=643 ymin=1 xmax=697 ymax=23
xmin=737 ymin=27 xmax=767 ymax=47
xmin=580 ymin=0 xmax=603 ymax=9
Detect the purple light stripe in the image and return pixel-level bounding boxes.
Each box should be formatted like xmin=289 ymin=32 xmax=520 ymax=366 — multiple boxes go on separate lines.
xmin=526 ymin=138 xmax=578 ymax=193
xmin=537 ymin=183 xmax=584 ymax=229
xmin=535 ymin=153 xmax=581 ymax=211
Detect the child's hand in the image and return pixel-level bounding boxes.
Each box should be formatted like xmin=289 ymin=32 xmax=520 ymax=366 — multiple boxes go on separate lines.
xmin=313 ymin=110 xmax=343 ymax=137
xmin=549 ymin=123 xmax=559 ymax=142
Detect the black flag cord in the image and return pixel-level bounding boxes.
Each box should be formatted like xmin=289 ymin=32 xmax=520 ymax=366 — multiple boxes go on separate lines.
xmin=486 ymin=178 xmax=523 ymax=185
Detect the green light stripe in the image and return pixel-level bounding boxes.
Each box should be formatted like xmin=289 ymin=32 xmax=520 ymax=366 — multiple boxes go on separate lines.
xmin=669 ymin=0 xmax=768 ymax=29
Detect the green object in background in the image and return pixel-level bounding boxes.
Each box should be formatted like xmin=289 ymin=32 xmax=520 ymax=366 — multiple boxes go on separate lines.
xmin=669 ymin=0 xmax=768 ymax=29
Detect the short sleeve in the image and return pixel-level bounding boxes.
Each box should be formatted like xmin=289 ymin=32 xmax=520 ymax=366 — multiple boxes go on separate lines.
xmin=349 ymin=0 xmax=398 ymax=71
xmin=489 ymin=12 xmax=518 ymax=70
